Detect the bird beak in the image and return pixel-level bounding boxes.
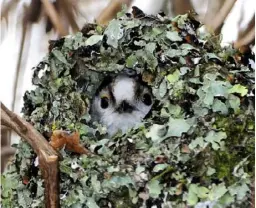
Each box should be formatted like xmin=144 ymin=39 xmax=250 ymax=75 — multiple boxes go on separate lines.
xmin=116 ymin=100 xmax=134 ymax=113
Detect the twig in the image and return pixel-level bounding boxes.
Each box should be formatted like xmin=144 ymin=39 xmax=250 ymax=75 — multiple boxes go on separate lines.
xmin=59 ymin=0 xmax=79 ymax=33
xmin=235 ymin=14 xmax=255 ymax=49
xmin=1 ymin=146 xmax=16 ymax=157
xmin=237 ymin=12 xmax=255 ymax=39
xmin=11 ymin=4 xmax=31 ymax=144
xmin=234 ymin=26 xmax=255 ymax=49
xmin=1 ymin=125 xmax=11 ymax=131
xmin=25 ymin=0 xmax=42 ymax=23
xmin=203 ymin=0 xmax=223 ymax=25
xmin=41 ymin=0 xmax=68 ymax=36
xmin=1 ymin=0 xmax=19 ymax=20
xmin=207 ymin=0 xmax=236 ymax=34
xmin=1 ymin=146 xmax=15 ymax=173
xmin=96 ymin=0 xmax=132 ymax=25
xmin=172 ymin=0 xmax=194 ymax=16
xmin=150 ymin=166 xmax=174 ymax=181
xmin=1 ymin=102 xmax=61 ymax=208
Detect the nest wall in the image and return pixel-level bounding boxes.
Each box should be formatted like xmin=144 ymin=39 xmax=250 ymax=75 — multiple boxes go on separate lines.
xmin=1 ymin=8 xmax=255 ymax=208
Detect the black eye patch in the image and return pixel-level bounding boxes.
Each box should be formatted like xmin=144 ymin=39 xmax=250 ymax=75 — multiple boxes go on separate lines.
xmin=142 ymin=93 xmax=152 ymax=106
xmin=134 ymin=81 xmax=153 ymax=105
xmin=100 ymin=97 xmax=109 ymax=109
xmin=95 ymin=75 xmax=116 ymax=106
xmin=134 ymin=82 xmax=143 ymax=98
xmin=95 ymin=76 xmax=113 ymax=95
xmin=107 ymin=84 xmax=116 ymax=105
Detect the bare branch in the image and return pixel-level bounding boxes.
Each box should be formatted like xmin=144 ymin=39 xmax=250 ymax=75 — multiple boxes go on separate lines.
xmin=96 ymin=0 xmax=132 ymax=25
xmin=234 ymin=26 xmax=255 ymax=49
xmin=234 ymin=14 xmax=255 ymax=48
xmin=1 ymin=148 xmax=15 ymax=173
xmin=203 ymin=0 xmax=223 ymax=25
xmin=12 ymin=5 xmax=31 ymax=117
xmin=58 ymin=0 xmax=80 ymax=33
xmin=1 ymin=102 xmax=61 ymax=208
xmin=41 ymin=0 xmax=68 ymax=36
xmin=172 ymin=0 xmax=194 ymax=16
xmin=1 ymin=0 xmax=19 ymax=20
xmin=25 ymin=0 xmax=42 ymax=23
xmin=1 ymin=125 xmax=11 ymax=131
xmin=1 ymin=146 xmax=16 ymax=158
xmin=207 ymin=0 xmax=236 ymax=34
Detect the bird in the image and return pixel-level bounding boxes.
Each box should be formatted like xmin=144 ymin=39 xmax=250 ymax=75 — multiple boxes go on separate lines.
xmin=91 ymin=72 xmax=153 ymax=136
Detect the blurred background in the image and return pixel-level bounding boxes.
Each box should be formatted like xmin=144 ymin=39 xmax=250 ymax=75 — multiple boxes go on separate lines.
xmin=0 ymin=0 xmax=255 ymax=172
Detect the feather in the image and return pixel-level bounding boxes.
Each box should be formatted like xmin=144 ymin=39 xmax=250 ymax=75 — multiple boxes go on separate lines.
xmin=91 ymin=74 xmax=153 ymax=136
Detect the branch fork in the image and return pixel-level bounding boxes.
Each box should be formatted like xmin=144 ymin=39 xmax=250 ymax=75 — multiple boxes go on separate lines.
xmin=1 ymin=102 xmax=61 ymax=208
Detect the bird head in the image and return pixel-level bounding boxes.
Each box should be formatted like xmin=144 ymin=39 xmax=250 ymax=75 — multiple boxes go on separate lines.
xmin=91 ymin=73 xmax=153 ymax=136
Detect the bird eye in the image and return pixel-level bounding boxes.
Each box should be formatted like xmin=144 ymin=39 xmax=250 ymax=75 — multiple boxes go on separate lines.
xmin=142 ymin=93 xmax=152 ymax=106
xmin=100 ymin=97 xmax=109 ymax=109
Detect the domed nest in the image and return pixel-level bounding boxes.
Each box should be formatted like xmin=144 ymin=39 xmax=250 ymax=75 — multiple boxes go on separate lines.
xmin=2 ymin=7 xmax=255 ymax=208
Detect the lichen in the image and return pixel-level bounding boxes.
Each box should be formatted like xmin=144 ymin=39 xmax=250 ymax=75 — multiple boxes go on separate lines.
xmin=1 ymin=7 xmax=254 ymax=208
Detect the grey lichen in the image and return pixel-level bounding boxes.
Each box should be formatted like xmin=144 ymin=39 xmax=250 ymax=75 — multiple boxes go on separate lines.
xmin=1 ymin=7 xmax=255 ymax=208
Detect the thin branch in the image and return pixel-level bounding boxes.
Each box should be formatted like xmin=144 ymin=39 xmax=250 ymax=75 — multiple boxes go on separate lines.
xmin=12 ymin=4 xmax=31 ymax=122
xmin=58 ymin=0 xmax=80 ymax=33
xmin=1 ymin=0 xmax=19 ymax=20
xmin=96 ymin=0 xmax=132 ymax=25
xmin=1 ymin=147 xmax=15 ymax=173
xmin=1 ymin=125 xmax=13 ymax=172
xmin=1 ymin=146 xmax=16 ymax=157
xmin=1 ymin=125 xmax=11 ymax=150
xmin=172 ymin=0 xmax=194 ymax=16
xmin=207 ymin=0 xmax=236 ymax=34
xmin=235 ymin=14 xmax=255 ymax=48
xmin=203 ymin=0 xmax=223 ymax=25
xmin=1 ymin=102 xmax=61 ymax=208
xmin=238 ymin=14 xmax=255 ymax=40
xmin=25 ymin=0 xmax=42 ymax=23
xmin=41 ymin=0 xmax=68 ymax=36
xmin=234 ymin=26 xmax=255 ymax=49
xmin=1 ymin=125 xmax=11 ymax=131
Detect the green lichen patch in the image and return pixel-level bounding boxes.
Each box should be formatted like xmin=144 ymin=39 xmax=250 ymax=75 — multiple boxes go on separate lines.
xmin=1 ymin=7 xmax=255 ymax=208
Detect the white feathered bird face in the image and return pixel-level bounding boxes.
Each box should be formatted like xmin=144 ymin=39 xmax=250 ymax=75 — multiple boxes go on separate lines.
xmin=91 ymin=74 xmax=153 ymax=136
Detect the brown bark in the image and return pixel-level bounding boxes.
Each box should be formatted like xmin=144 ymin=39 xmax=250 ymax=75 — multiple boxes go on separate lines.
xmin=238 ymin=17 xmax=255 ymax=40
xmin=41 ymin=0 xmax=68 ymax=36
xmin=207 ymin=0 xmax=236 ymax=34
xmin=1 ymin=102 xmax=62 ymax=208
xmin=0 ymin=0 xmax=19 ymax=21
xmin=57 ymin=0 xmax=79 ymax=33
xmin=1 ymin=127 xmax=14 ymax=172
xmin=234 ymin=26 xmax=255 ymax=49
xmin=1 ymin=126 xmax=12 ymax=165
xmin=203 ymin=0 xmax=224 ymax=26
xmin=96 ymin=0 xmax=132 ymax=25
xmin=172 ymin=0 xmax=194 ymax=16
xmin=12 ymin=5 xmax=31 ymax=112
xmin=235 ymin=15 xmax=255 ymax=49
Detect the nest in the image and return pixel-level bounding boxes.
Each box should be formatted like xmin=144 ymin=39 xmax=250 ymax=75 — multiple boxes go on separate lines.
xmin=2 ymin=7 xmax=255 ymax=208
